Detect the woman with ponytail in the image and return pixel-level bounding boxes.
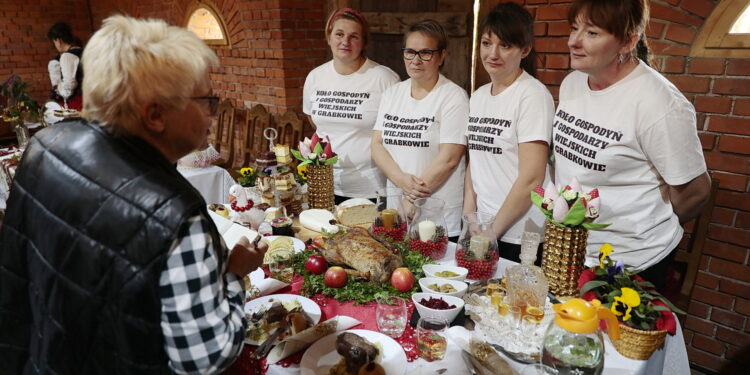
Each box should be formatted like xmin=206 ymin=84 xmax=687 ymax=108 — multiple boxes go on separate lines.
xmin=463 ymin=2 xmax=554 ymax=263
xmin=553 ymin=0 xmax=711 ymax=290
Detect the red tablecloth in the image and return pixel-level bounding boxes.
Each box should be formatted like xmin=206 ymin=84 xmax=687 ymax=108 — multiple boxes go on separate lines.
xmin=225 ymin=273 xmax=420 ymax=375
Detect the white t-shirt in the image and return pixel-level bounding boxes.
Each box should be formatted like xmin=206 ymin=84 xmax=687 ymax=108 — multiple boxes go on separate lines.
xmin=553 ymin=61 xmax=707 ymax=270
xmin=468 ymin=71 xmax=554 ymax=244
xmin=303 ymin=59 xmax=400 ymax=198
xmin=374 ymin=74 xmax=469 ymax=236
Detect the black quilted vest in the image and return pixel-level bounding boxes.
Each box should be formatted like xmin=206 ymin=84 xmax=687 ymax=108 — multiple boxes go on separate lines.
xmin=0 ymin=120 xmax=223 ymax=374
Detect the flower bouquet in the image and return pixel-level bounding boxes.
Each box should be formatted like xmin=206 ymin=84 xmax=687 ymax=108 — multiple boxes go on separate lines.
xmin=237 ymin=167 xmax=260 ymax=187
xmin=530 ymin=178 xmax=611 ymax=297
xmin=291 ymin=133 xmax=337 ymax=211
xmin=1 ymin=74 xmax=41 ymax=123
xmin=578 ymin=244 xmax=684 ymax=360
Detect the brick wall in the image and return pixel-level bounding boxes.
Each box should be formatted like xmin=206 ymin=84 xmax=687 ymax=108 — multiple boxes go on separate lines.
xmin=524 ymin=0 xmax=749 ymax=372
xmin=3 ymin=0 xmax=746 ymax=371
xmin=0 ymin=0 xmax=93 ymax=104
xmin=88 ymin=0 xmax=328 ymax=115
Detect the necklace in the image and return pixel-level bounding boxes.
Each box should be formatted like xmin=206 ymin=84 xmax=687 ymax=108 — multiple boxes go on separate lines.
xmin=231 ymin=200 xmax=254 ymax=212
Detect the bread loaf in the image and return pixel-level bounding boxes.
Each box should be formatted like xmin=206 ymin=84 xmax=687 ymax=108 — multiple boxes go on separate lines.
xmin=335 ymin=198 xmax=376 ymax=226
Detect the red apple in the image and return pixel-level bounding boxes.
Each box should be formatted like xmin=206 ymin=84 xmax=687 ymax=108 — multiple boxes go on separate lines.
xmin=390 ymin=267 xmax=415 ymax=292
xmin=324 ymin=266 xmax=347 ymax=288
xmin=305 ymin=254 xmax=328 ymax=275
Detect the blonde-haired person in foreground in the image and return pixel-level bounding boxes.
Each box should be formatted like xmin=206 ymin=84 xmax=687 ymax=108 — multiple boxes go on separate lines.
xmin=0 ymin=15 xmax=266 ymax=374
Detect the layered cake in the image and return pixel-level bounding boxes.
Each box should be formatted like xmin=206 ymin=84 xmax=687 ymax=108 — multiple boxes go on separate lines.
xmin=256 ymin=151 xmax=277 ymax=167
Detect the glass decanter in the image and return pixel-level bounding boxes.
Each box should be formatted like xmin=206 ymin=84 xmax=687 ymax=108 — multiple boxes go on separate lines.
xmin=455 ymin=211 xmax=499 ymax=280
xmin=407 ymin=197 xmax=448 ymax=260
xmin=505 ymin=232 xmax=549 ymax=319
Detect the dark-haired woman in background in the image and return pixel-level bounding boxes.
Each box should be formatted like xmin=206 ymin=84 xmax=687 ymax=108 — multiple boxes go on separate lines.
xmin=554 ymin=0 xmax=710 ymax=290
xmin=47 ymin=22 xmax=83 ymax=111
xmin=463 ymin=2 xmax=553 ymax=263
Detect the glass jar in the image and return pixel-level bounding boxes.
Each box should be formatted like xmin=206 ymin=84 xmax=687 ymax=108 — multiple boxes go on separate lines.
xmin=455 ymin=212 xmax=499 ymax=280
xmin=370 ymin=187 xmax=408 ymax=242
xmin=407 ymin=197 xmax=448 ymax=260
xmin=505 ymin=232 xmax=548 ymax=321
xmin=14 ymin=121 xmax=29 ymax=151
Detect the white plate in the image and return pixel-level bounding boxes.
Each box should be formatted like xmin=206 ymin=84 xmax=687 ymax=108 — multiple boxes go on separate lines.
xmin=261 ymin=235 xmax=305 ymax=253
xmin=300 ymin=329 xmax=407 ymax=375
xmin=244 ymin=294 xmax=321 ymax=345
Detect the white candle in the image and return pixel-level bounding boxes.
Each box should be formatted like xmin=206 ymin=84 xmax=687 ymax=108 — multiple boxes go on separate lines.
xmin=418 ymin=220 xmax=436 ymax=241
xmin=470 ymin=235 xmax=490 ymax=259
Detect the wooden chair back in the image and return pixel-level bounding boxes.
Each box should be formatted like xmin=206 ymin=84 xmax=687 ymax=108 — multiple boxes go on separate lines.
xmin=274 ymin=110 xmax=305 ymax=150
xmin=214 ymin=99 xmax=235 ymax=168
xmin=232 ymin=104 xmax=271 ymax=176
xmin=673 ymin=177 xmax=720 ymax=309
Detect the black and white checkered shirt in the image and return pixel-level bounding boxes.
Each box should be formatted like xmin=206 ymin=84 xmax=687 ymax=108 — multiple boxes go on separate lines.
xmin=159 ymin=215 xmax=246 ymax=374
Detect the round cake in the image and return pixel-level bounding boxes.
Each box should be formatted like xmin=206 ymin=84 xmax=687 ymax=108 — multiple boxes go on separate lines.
xmin=256 ymin=151 xmax=277 ymax=167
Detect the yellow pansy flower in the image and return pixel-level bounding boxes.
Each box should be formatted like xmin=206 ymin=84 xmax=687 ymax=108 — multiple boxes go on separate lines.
xmin=599 ymin=243 xmax=614 ymax=266
xmin=297 ymin=164 xmax=308 ymax=179
xmin=611 ymin=287 xmax=641 ymax=321
xmin=240 ymin=167 xmax=253 ymax=176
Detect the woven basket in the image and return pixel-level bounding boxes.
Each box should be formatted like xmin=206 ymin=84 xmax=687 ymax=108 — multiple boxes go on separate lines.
xmin=612 ymin=323 xmax=667 ymax=360
xmin=541 ymin=220 xmax=588 ymax=297
xmin=306 ymin=164 xmax=334 ymax=211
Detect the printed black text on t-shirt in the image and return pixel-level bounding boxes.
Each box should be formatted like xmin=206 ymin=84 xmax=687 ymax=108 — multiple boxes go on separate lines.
xmin=381 ymin=113 xmax=433 ymax=148
xmin=467 ymin=116 xmax=509 ymax=154
xmin=312 ymin=90 xmax=370 ymax=120
xmin=553 ymin=109 xmax=623 ymax=172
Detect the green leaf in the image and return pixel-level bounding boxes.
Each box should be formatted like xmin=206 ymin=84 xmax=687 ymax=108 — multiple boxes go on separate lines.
xmin=581 ymin=222 xmax=612 ymax=230
xmin=313 ymin=143 xmax=324 ymax=154
xmin=299 ymin=159 xmax=312 ymax=167
xmin=291 ymin=149 xmax=305 ymax=162
xmin=323 ymin=155 xmax=339 ymax=165
xmin=562 ymin=198 xmax=586 ymax=226
xmin=580 ymin=280 xmax=609 ymax=295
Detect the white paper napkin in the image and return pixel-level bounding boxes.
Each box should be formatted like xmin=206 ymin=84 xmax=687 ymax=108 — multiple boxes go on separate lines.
xmin=266 ymin=315 xmax=361 ymax=364
xmin=248 ymin=268 xmax=288 ymax=297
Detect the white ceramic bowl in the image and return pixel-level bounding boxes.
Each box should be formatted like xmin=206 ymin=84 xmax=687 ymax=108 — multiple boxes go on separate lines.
xmin=422 ymin=264 xmax=468 ymax=281
xmin=411 ymin=292 xmax=465 ymax=324
xmin=418 ymin=277 xmax=468 ymax=298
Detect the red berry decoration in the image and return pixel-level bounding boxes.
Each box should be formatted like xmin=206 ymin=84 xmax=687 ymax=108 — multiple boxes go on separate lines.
xmin=456 ymin=249 xmax=499 ymax=280
xmin=371 ymin=222 xmax=407 ymax=242
xmin=408 ymin=236 xmax=448 ymax=260
xmin=230 ymin=200 xmax=254 ymax=212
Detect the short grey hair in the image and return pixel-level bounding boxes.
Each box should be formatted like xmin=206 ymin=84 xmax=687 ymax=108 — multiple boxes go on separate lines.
xmin=82 ymin=15 xmax=219 ymax=134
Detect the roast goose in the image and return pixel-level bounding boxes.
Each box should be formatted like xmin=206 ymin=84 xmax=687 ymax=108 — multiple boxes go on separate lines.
xmin=315 ymin=227 xmax=402 ymax=284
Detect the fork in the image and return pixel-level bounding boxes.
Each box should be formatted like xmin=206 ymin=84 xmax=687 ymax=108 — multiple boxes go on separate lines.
xmin=252 ymin=319 xmax=289 ymax=359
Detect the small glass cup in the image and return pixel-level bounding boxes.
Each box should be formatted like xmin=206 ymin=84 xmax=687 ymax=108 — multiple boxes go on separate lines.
xmin=268 ymin=249 xmax=294 ymax=283
xmin=416 ymin=317 xmax=449 ymax=361
xmin=524 ymin=305 xmax=545 ymax=323
xmin=375 ymin=296 xmax=407 ymax=338
xmin=497 ymin=302 xmax=509 ymax=316
xmin=486 ymin=278 xmax=501 ymax=296
xmin=490 ymin=291 xmax=504 ymax=307
xmin=508 ymin=305 xmax=522 ymax=329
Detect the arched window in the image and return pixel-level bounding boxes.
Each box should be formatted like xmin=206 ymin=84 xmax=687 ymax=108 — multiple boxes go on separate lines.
xmin=185 ymin=1 xmax=230 ymax=47
xmin=691 ymin=0 xmax=750 ymax=58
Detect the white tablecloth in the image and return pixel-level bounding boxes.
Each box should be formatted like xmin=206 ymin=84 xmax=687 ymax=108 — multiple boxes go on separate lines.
xmin=265 ymin=243 xmax=690 ymax=375
xmin=177 ymin=165 xmax=235 ymax=204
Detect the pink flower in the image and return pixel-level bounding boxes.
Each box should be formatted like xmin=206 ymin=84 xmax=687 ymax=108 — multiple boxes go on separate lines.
xmin=323 ymin=141 xmax=336 ymax=158
xmin=653 ymin=300 xmax=677 ymax=335
xmin=310 ymin=133 xmax=321 ymax=150
xmin=553 ymin=197 xmax=569 ymax=222
xmin=544 ymin=181 xmax=558 ymax=200
xmin=569 ymin=177 xmax=582 ymax=192
xmin=298 ymin=140 xmax=311 ymax=156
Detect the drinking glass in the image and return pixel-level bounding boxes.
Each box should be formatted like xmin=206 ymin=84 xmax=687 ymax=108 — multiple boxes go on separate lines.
xmin=268 ymin=249 xmax=294 ymax=283
xmin=508 ymin=305 xmax=522 ymax=329
xmin=375 ymin=296 xmax=407 ymax=338
xmin=371 ymin=187 xmax=408 ymax=242
xmin=416 ymin=317 xmax=449 ymax=361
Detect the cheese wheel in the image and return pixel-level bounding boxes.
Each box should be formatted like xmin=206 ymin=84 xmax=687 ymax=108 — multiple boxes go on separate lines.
xmin=299 ymin=209 xmax=339 ymax=233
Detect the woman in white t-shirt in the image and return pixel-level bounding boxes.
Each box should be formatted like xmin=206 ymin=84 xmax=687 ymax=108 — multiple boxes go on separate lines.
xmin=303 ymin=8 xmax=399 ymax=203
xmin=464 ymin=3 xmax=554 ymax=263
xmin=372 ymin=20 xmax=469 ymax=239
xmin=555 ymin=0 xmax=711 ymax=290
